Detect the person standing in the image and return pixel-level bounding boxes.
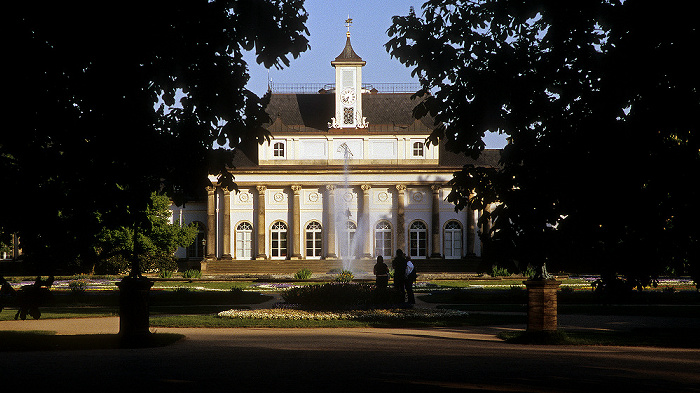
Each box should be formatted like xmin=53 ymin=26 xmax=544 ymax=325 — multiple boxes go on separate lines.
xmin=404 ymin=258 xmax=416 ymax=304
xmin=392 ymin=249 xmax=407 ymax=302
xmin=373 ymin=255 xmax=389 ymax=289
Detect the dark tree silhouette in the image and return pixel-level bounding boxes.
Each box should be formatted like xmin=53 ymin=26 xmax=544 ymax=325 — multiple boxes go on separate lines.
xmin=3 ymin=1 xmax=309 ymax=276
xmin=387 ymin=0 xmax=699 ymax=288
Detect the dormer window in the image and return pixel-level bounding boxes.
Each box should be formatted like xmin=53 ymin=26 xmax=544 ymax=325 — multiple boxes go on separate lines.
xmin=412 ymin=141 xmax=424 ymax=157
xmin=273 ymin=142 xmax=285 ymax=157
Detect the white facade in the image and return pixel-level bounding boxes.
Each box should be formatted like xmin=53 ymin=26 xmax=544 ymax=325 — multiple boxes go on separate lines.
xmin=172 ymin=29 xmax=495 ymax=270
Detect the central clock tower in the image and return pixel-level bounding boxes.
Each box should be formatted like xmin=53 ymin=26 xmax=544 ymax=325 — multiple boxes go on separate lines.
xmin=330 ymin=18 xmax=367 ymax=129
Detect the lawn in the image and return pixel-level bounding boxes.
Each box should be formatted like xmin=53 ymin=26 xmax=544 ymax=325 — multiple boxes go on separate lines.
xmin=1 ymin=275 xmax=698 ymax=349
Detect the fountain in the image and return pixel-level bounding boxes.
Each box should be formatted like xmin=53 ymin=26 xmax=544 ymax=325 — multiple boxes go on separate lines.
xmin=335 ymin=143 xmax=358 ymax=271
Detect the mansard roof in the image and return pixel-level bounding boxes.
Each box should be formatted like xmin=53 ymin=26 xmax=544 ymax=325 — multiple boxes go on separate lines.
xmin=264 ymin=92 xmax=435 ymax=134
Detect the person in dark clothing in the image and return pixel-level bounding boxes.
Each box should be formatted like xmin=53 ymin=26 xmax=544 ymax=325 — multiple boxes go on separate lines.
xmin=373 ymin=255 xmax=389 ymax=289
xmin=392 ymin=249 xmax=407 ymax=302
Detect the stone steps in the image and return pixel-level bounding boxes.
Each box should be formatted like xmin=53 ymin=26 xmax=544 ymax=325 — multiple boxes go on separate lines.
xmin=200 ymin=256 xmax=484 ymax=275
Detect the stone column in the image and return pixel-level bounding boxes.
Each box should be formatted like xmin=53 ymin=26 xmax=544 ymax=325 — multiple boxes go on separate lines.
xmin=291 ymin=185 xmax=302 ymax=259
xmin=325 ymin=185 xmax=337 ymax=259
xmin=255 ymin=185 xmax=267 ymax=259
xmin=222 ymin=188 xmax=232 ymax=259
xmin=466 ymin=203 xmax=476 ymax=255
xmin=361 ymin=184 xmax=372 ymax=258
xmin=524 ymin=279 xmax=561 ymax=331
xmin=396 ymin=185 xmax=406 ymax=254
xmin=482 ymin=205 xmax=492 ymax=256
xmin=206 ymin=186 xmax=216 ymax=259
xmin=430 ymin=184 xmax=442 ymax=258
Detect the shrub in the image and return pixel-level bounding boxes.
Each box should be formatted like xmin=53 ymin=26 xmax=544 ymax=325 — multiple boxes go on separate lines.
xmin=491 ymin=266 xmax=510 ymax=277
xmin=182 ymin=269 xmax=202 ymax=279
xmin=294 ymin=268 xmax=313 ymax=280
xmin=68 ymin=279 xmax=87 ymax=294
xmin=282 ymin=283 xmax=400 ymax=310
xmin=334 ymin=269 xmax=354 ymax=283
xmin=158 ymin=269 xmax=174 ymax=278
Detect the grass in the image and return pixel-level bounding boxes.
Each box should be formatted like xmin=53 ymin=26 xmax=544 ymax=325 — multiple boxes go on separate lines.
xmin=150 ymin=311 xmax=525 ymax=329
xmin=2 ymin=276 xmax=699 ymax=349
xmin=498 ymin=328 xmax=700 ymax=348
xmin=0 ymin=330 xmax=184 ymax=352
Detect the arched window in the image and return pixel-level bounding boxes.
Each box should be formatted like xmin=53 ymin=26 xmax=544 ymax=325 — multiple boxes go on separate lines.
xmin=339 ymin=221 xmax=357 ymax=258
xmin=375 ymin=220 xmax=392 ymax=258
xmin=305 ymin=221 xmax=323 ymax=258
xmin=235 ymin=222 xmax=253 ymax=259
xmin=409 ymin=221 xmax=428 ymax=259
xmin=273 ymin=142 xmax=285 ymax=157
xmin=271 ymin=221 xmax=288 ymax=259
xmin=444 ymin=220 xmax=463 ymax=259
xmin=412 ymin=141 xmax=424 ymax=157
xmin=186 ymin=221 xmax=206 ymax=259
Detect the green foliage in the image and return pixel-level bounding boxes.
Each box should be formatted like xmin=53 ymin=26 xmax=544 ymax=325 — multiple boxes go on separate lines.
xmin=182 ymin=269 xmax=202 ymax=279
xmin=158 ymin=270 xmax=174 ymax=279
xmin=387 ymin=1 xmax=700 ymax=288
xmin=491 ymin=266 xmax=510 ymax=277
xmin=283 ymin=283 xmax=400 ymax=310
xmin=68 ymin=279 xmax=87 ymax=294
xmin=334 ymin=270 xmax=354 ymax=283
xmin=294 ymin=268 xmax=313 ymax=280
xmin=95 ymin=192 xmax=198 ymax=275
xmin=4 ymin=2 xmax=310 ymax=274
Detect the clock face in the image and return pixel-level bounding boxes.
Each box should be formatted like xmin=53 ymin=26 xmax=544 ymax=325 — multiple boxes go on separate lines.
xmin=340 ymin=87 xmax=356 ymax=106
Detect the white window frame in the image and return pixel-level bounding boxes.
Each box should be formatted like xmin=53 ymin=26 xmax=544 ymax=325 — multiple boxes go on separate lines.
xmin=272 ymin=141 xmax=286 ymax=158
xmin=271 ymin=221 xmax=288 ymax=259
xmin=305 ymin=221 xmax=323 ymax=259
xmin=235 ymin=222 xmax=253 ymax=260
xmin=412 ymin=141 xmax=424 ymax=157
xmin=186 ymin=221 xmax=206 ymax=259
xmin=409 ymin=220 xmax=428 ymax=259
xmin=374 ymin=220 xmax=393 ymax=258
xmin=339 ymin=221 xmax=357 ymax=258
xmin=443 ymin=220 xmax=463 ymax=259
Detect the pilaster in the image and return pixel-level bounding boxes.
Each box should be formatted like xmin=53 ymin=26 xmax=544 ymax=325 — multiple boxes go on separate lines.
xmin=325 ymin=185 xmax=337 ymax=259
xmin=467 ymin=201 xmax=476 ymax=255
xmin=222 ymin=188 xmax=231 ymax=259
xmin=255 ymin=185 xmax=267 ymax=259
xmin=206 ymin=186 xmax=216 ymax=259
xmin=361 ymin=184 xmax=372 ymax=258
xmin=430 ymin=184 xmax=441 ymax=258
xmin=396 ymin=184 xmax=406 ymax=254
xmin=291 ymin=185 xmax=302 ymax=259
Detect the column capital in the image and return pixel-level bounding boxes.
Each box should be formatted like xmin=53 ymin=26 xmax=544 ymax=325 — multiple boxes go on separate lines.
xmin=396 ymin=184 xmax=407 ymax=192
xmin=206 ymin=185 xmax=216 ymax=194
xmin=291 ymin=185 xmax=302 ymax=193
xmin=256 ymin=185 xmax=267 ymax=193
xmin=430 ymin=184 xmax=441 ymax=193
xmin=361 ymin=184 xmax=372 ymax=192
xmin=326 ymin=184 xmax=336 ymax=191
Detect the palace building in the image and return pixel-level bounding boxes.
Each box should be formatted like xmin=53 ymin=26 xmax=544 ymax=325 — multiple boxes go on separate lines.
xmin=172 ymin=24 xmax=500 ymax=275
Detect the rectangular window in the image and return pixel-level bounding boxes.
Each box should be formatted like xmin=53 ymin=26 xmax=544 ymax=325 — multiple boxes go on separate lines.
xmin=273 ymin=142 xmax=285 ymax=157
xmin=343 ymin=107 xmax=354 ymax=125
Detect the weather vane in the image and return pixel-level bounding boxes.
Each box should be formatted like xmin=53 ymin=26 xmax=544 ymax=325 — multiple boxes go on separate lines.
xmin=345 ymin=16 xmax=352 ymax=37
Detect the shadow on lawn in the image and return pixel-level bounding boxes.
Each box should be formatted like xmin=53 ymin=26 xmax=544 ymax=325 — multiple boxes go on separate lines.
xmin=0 ymin=331 xmax=184 ymax=352
xmin=499 ymin=328 xmax=700 ymax=348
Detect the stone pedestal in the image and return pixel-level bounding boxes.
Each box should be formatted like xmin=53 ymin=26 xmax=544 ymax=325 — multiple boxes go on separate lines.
xmin=117 ymin=276 xmax=154 ymax=345
xmin=523 ymin=279 xmax=560 ymax=332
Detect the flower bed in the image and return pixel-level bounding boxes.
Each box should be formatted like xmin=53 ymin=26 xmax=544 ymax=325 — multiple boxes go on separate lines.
xmin=217 ymin=307 xmax=468 ymax=321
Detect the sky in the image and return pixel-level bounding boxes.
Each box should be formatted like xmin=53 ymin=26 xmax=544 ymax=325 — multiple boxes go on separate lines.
xmin=242 ymin=0 xmax=507 ymax=149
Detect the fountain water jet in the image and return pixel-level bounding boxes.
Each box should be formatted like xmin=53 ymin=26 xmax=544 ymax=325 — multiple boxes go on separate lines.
xmin=335 ymin=143 xmax=358 ymax=271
